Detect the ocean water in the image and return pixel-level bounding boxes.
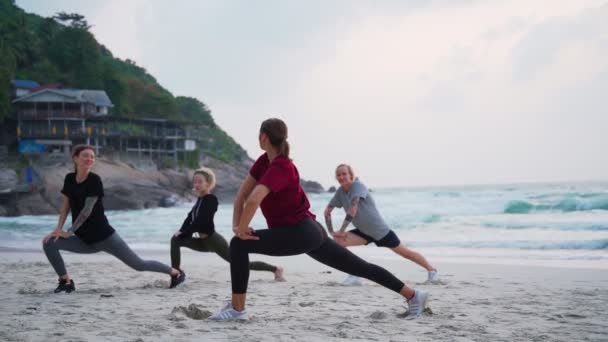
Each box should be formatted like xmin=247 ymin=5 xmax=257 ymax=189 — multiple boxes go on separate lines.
xmin=1 ymin=182 xmax=607 ymax=269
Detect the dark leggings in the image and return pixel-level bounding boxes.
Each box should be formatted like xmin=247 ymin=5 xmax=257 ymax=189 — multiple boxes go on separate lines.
xmin=230 ymin=217 xmax=405 ymax=294
xmin=170 ymin=232 xmax=276 ymax=273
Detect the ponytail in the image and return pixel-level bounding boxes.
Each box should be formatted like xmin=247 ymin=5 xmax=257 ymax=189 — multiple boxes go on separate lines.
xmin=279 ymin=140 xmax=290 ymax=158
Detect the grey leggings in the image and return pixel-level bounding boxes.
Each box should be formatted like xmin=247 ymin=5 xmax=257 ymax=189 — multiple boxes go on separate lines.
xmin=43 ymin=232 xmax=172 ymax=277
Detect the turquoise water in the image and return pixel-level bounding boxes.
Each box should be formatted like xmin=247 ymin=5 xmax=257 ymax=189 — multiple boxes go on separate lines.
xmin=1 ymin=182 xmax=607 ymax=268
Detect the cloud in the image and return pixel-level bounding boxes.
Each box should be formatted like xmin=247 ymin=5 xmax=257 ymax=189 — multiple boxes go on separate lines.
xmin=16 ymin=0 xmax=608 ymax=187
xmin=511 ymin=2 xmax=608 ymax=82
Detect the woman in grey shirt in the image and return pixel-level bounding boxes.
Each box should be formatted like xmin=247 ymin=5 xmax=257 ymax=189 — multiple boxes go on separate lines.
xmin=324 ymin=164 xmax=440 ymax=284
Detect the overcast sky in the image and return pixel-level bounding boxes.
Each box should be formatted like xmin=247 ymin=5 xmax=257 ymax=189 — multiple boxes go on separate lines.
xmin=17 ymin=0 xmax=608 ymax=188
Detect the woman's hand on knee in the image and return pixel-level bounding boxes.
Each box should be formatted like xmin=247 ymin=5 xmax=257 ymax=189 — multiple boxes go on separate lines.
xmin=43 ymin=229 xmax=59 ymax=243
xmin=234 ymin=227 xmax=260 ymax=240
xmin=44 ymin=229 xmax=68 ymax=243
xmin=331 ymin=232 xmax=347 ymax=244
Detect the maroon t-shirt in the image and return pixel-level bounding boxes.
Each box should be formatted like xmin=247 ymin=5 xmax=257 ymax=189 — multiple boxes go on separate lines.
xmin=250 ymin=153 xmax=315 ymax=228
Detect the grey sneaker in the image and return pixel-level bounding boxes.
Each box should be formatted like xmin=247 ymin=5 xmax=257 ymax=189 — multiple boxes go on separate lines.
xmin=342 ymin=275 xmax=362 ymax=286
xmin=406 ymin=289 xmax=428 ymax=318
xmin=426 ymin=270 xmax=440 ymax=284
xmin=209 ymin=307 xmax=248 ymax=321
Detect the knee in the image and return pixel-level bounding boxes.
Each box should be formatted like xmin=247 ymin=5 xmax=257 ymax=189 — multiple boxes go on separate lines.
xmin=229 ymin=236 xmax=241 ymax=250
xmin=170 ymin=235 xmax=179 ymax=246
xmin=42 ymin=238 xmax=53 ymax=251
xmin=229 ymin=237 xmax=247 ymax=257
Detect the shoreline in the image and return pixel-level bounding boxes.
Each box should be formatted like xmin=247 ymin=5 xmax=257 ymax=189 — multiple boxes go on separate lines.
xmin=2 ymin=246 xmax=607 ymax=270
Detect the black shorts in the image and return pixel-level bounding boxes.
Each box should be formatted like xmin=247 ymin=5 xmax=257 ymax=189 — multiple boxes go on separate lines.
xmin=349 ymin=229 xmax=401 ymax=248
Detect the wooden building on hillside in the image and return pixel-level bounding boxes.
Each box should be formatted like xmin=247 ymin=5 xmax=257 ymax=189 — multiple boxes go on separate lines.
xmin=6 ymin=81 xmax=197 ymax=164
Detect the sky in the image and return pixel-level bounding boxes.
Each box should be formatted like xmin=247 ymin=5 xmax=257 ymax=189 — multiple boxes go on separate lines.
xmin=16 ymin=0 xmax=608 ymax=188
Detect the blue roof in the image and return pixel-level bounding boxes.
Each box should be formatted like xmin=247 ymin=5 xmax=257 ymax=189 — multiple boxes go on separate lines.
xmin=95 ymin=102 xmax=114 ymax=107
xmin=13 ymin=80 xmax=40 ymax=88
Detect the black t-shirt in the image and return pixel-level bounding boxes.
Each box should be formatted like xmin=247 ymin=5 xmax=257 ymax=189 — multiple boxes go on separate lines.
xmin=61 ymin=172 xmax=115 ymax=244
xmin=179 ymin=194 xmax=218 ymax=237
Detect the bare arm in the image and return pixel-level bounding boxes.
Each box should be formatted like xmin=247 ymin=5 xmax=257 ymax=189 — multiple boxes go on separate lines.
xmin=233 ymin=175 xmax=258 ymax=228
xmin=44 ymin=195 xmax=72 ymax=242
xmin=67 ymin=196 xmax=98 ymax=234
xmin=235 ymin=184 xmax=270 ymax=240
xmin=324 ymin=205 xmax=335 ymax=234
xmin=338 ymin=197 xmax=360 ymax=233
xmin=55 ymin=195 xmax=70 ymax=231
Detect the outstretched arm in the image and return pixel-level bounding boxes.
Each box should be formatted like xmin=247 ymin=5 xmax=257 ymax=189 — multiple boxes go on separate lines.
xmin=324 ymin=205 xmax=335 ymax=234
xmin=233 ymin=175 xmax=257 ymax=228
xmin=56 ymin=195 xmax=70 ymax=231
xmin=234 ymin=184 xmax=270 ymax=240
xmin=44 ymin=195 xmax=71 ymax=242
xmin=67 ymin=196 xmax=98 ymax=234
xmin=338 ymin=197 xmax=360 ymax=233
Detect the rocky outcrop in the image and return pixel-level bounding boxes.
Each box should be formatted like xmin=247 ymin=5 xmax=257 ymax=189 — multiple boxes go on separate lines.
xmin=0 ymin=169 xmax=18 ymax=191
xmin=199 ymin=154 xmax=250 ymax=202
xmin=1 ymin=155 xmax=194 ymax=216
xmin=300 ymin=179 xmax=325 ymax=194
xmin=11 ymin=191 xmax=58 ymax=216
xmin=0 ymin=153 xmax=324 ymax=216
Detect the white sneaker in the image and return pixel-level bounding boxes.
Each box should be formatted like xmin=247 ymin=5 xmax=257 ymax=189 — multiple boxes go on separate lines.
xmin=406 ymin=289 xmax=428 ymax=318
xmin=219 ymin=300 xmax=233 ymax=313
xmin=208 ymin=307 xmax=249 ymax=321
xmin=342 ymin=275 xmax=362 ymax=286
xmin=426 ymin=270 xmax=440 ymax=284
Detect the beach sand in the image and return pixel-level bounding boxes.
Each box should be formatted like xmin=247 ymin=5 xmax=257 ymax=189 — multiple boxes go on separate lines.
xmin=1 ymin=249 xmax=607 ymax=342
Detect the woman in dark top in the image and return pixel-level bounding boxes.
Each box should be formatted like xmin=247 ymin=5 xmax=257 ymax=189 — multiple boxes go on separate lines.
xmin=209 ymin=118 xmax=429 ymax=321
xmin=170 ymin=167 xmax=284 ymax=281
xmin=42 ymin=144 xmax=185 ymax=293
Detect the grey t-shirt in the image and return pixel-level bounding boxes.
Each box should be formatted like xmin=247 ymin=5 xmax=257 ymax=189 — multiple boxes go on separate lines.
xmin=329 ymin=179 xmax=390 ymax=240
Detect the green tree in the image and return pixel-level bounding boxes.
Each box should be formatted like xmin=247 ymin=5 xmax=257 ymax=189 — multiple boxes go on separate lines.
xmin=53 ymin=12 xmax=91 ymax=30
xmin=124 ymin=79 xmax=177 ymax=118
xmin=175 ymin=96 xmax=215 ymax=125
xmin=47 ymin=26 xmax=103 ymax=88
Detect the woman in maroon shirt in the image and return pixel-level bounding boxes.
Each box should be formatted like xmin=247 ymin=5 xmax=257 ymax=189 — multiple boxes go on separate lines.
xmin=209 ymin=118 xmax=429 ymax=321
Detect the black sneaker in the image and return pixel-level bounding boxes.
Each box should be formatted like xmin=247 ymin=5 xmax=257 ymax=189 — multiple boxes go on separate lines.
xmin=54 ymin=279 xmax=76 ymax=293
xmin=169 ymin=269 xmax=186 ymax=288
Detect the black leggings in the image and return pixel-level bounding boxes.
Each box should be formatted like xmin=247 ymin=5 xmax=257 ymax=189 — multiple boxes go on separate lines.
xmin=170 ymin=232 xmax=276 ymax=273
xmin=230 ymin=217 xmax=405 ymax=294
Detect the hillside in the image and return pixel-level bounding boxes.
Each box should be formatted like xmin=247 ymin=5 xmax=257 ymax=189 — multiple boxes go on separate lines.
xmin=0 ymin=0 xmax=243 ymax=164
xmin=0 ymin=1 xmax=325 ymax=216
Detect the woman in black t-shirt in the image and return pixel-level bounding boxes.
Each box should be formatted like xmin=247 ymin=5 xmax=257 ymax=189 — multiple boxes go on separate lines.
xmin=170 ymin=167 xmax=284 ymax=281
xmin=42 ymin=145 xmax=185 ymax=293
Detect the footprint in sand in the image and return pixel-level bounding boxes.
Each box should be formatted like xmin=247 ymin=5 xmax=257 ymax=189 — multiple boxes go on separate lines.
xmin=143 ymin=280 xmax=168 ymax=289
xmin=171 ymin=304 xmax=212 ymax=320
xmin=298 ymin=301 xmax=315 ymax=307
xmin=17 ymin=287 xmax=40 ymax=295
xmin=398 ymin=307 xmax=434 ymax=318
xmin=369 ymin=311 xmax=388 ymax=320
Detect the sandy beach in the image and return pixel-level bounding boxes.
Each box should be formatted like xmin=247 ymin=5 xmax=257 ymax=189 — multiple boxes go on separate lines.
xmin=1 ymin=248 xmax=606 ymax=342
